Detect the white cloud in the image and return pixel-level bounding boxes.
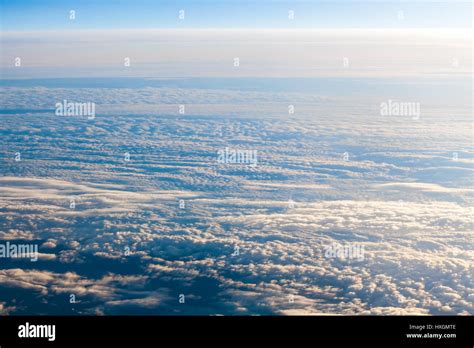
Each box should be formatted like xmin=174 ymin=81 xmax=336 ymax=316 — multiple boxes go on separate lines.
xmin=0 ymin=79 xmax=472 ymax=315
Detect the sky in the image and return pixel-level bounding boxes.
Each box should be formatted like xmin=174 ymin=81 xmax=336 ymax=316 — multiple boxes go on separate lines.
xmin=1 ymin=0 xmax=472 ymax=79
xmin=1 ymin=0 xmax=472 ymax=30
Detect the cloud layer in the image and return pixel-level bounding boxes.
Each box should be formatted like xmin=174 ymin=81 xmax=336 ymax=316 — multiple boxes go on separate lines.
xmin=1 ymin=79 xmax=472 ymax=315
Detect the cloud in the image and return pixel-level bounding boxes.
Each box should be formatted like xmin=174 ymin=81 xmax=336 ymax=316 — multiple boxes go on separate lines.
xmin=0 ymin=78 xmax=472 ymax=315
xmin=0 ymin=302 xmax=16 ymax=315
xmin=0 ymin=268 xmax=163 ymax=313
xmin=375 ymin=182 xmax=474 ymax=194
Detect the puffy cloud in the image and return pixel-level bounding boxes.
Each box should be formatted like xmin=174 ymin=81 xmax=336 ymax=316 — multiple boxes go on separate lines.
xmin=0 ymin=302 xmax=16 ymax=315
xmin=0 ymin=78 xmax=472 ymax=315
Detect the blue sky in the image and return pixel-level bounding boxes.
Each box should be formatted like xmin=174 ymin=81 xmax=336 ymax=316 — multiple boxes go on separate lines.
xmin=1 ymin=0 xmax=471 ymax=30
